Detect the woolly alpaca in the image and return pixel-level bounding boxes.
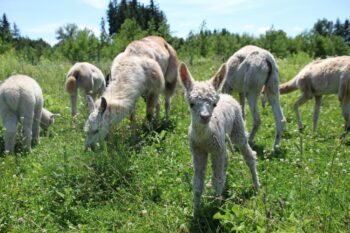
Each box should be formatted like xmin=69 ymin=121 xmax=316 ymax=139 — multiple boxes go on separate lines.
xmin=0 ymin=75 xmax=43 ymax=153
xmin=84 ymin=36 xmax=178 ymax=149
xmin=221 ymin=45 xmax=285 ymax=152
xmin=280 ymin=56 xmax=350 ymax=134
xmin=179 ymin=63 xmax=260 ymax=214
xmin=40 ymin=108 xmax=59 ymax=130
xmin=65 ymin=62 xmax=106 ymax=116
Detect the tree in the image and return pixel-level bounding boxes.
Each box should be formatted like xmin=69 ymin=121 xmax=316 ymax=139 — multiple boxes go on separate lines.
xmin=313 ymin=18 xmax=333 ymax=36
xmin=100 ymin=17 xmax=108 ymax=45
xmin=55 ymin=23 xmax=79 ymax=43
xmin=12 ymin=23 xmax=20 ymax=39
xmin=0 ymin=13 xmax=12 ymax=41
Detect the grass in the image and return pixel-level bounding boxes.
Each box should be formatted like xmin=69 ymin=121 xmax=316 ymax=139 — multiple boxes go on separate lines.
xmin=0 ymin=51 xmax=350 ymax=232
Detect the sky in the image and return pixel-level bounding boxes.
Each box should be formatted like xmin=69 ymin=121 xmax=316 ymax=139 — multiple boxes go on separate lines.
xmin=0 ymin=0 xmax=349 ymax=46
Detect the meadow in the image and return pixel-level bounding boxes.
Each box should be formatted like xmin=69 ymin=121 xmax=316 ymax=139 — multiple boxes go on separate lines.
xmin=0 ymin=51 xmax=349 ymax=232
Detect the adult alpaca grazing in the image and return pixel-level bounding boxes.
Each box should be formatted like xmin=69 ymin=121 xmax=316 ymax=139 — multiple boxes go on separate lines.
xmin=221 ymin=45 xmax=285 ymax=152
xmin=0 ymin=75 xmax=43 ymax=153
xmin=84 ymin=36 xmax=178 ymax=149
xmin=179 ymin=63 xmax=260 ymax=215
xmin=280 ymin=56 xmax=350 ymax=135
xmin=65 ymin=62 xmax=106 ymax=116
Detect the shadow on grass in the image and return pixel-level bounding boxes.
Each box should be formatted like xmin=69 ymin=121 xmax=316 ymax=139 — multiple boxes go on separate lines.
xmin=189 ymin=204 xmax=221 ymax=233
xmin=187 ymin=182 xmax=258 ymax=232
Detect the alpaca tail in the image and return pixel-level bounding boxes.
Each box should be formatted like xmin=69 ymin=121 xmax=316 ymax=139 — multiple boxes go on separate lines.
xmin=65 ymin=75 xmax=77 ymax=95
xmin=279 ymin=77 xmax=298 ymax=94
xmin=264 ymin=55 xmax=280 ymax=95
xmin=339 ymin=69 xmax=350 ymax=102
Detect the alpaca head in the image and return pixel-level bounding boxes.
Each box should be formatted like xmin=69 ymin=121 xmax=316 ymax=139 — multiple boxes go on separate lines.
xmin=40 ymin=108 xmax=60 ymax=130
xmin=179 ymin=63 xmax=227 ymax=124
xmin=84 ymin=95 xmax=110 ymax=149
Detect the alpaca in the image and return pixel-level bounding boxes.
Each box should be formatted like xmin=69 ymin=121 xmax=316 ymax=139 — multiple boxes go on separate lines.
xmin=84 ymin=36 xmax=178 ymax=149
xmin=179 ymin=63 xmax=260 ymax=214
xmin=0 ymin=75 xmax=43 ymax=153
xmin=279 ymin=56 xmax=350 ymax=134
xmin=40 ymin=108 xmax=60 ymax=130
xmin=221 ymin=45 xmax=285 ymax=152
xmin=65 ymin=62 xmax=106 ymax=116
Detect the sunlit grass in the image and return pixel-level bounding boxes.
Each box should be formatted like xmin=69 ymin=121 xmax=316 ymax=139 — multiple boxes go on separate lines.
xmin=0 ymin=53 xmax=349 ymax=232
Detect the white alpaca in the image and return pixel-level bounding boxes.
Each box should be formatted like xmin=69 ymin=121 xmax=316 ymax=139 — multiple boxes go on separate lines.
xmin=84 ymin=36 xmax=178 ymax=149
xmin=40 ymin=108 xmax=59 ymax=130
xmin=65 ymin=62 xmax=106 ymax=116
xmin=280 ymin=56 xmax=350 ymax=135
xmin=179 ymin=63 xmax=260 ymax=214
xmin=0 ymin=75 xmax=43 ymax=153
xmin=222 ymin=45 xmax=285 ymax=152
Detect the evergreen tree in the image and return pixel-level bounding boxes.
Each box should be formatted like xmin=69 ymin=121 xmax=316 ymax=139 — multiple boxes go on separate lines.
xmin=12 ymin=23 xmax=20 ymax=39
xmin=0 ymin=13 xmax=12 ymax=41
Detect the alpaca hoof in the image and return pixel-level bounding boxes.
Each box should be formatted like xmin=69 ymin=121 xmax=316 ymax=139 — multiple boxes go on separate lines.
xmin=298 ymin=125 xmax=306 ymax=132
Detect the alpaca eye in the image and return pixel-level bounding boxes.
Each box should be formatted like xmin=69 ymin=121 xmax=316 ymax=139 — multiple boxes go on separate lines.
xmin=213 ymin=103 xmax=217 ymax=107
xmin=190 ymin=103 xmax=195 ymax=108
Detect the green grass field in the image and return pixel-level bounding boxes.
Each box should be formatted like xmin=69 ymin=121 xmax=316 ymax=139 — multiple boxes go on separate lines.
xmin=0 ymin=52 xmax=349 ymax=232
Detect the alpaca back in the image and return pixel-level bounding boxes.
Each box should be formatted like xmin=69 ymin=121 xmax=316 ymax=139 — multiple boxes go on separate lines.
xmin=106 ymin=56 xmax=164 ymax=111
xmin=66 ymin=62 xmax=105 ymax=95
xmin=224 ymin=45 xmax=274 ymax=93
xmin=0 ymin=75 xmax=43 ymax=117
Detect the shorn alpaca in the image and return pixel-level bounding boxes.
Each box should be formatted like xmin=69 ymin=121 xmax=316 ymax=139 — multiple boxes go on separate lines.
xmin=280 ymin=56 xmax=350 ymax=135
xmin=84 ymin=36 xmax=178 ymax=149
xmin=221 ymin=45 xmax=285 ymax=152
xmin=65 ymin=62 xmax=106 ymax=116
xmin=179 ymin=63 xmax=260 ymax=214
xmin=0 ymin=75 xmax=43 ymax=153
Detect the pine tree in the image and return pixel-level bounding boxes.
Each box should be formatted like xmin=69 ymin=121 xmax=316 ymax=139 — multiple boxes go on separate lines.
xmin=0 ymin=13 xmax=12 ymax=41
xmin=12 ymin=23 xmax=20 ymax=39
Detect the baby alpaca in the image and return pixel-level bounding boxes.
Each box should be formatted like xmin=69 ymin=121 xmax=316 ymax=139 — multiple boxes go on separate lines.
xmin=179 ymin=63 xmax=260 ymax=214
xmin=280 ymin=56 xmax=350 ymax=134
xmin=40 ymin=108 xmax=59 ymax=130
xmin=65 ymin=62 xmax=106 ymax=116
xmin=222 ymin=45 xmax=285 ymax=152
xmin=0 ymin=75 xmax=43 ymax=153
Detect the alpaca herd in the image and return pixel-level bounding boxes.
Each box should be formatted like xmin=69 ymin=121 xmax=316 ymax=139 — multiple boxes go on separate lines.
xmin=1 ymin=35 xmax=349 ymax=215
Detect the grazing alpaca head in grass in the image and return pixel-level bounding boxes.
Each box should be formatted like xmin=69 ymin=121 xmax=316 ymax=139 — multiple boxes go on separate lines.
xmin=84 ymin=96 xmax=110 ymax=149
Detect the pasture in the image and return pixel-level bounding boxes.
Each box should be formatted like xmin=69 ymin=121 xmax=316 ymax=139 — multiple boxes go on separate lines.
xmin=0 ymin=51 xmax=349 ymax=232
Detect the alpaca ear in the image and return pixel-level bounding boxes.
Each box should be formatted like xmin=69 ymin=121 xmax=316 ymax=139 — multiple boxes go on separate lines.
xmin=179 ymin=62 xmax=193 ymax=91
xmin=211 ymin=63 xmax=227 ymax=91
xmin=99 ymin=97 xmax=107 ymax=115
xmin=86 ymin=95 xmax=96 ymax=113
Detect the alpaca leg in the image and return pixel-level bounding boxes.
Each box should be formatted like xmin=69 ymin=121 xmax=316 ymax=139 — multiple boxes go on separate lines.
xmin=32 ymin=105 xmax=42 ymax=145
xmin=211 ymin=149 xmax=228 ymax=197
xmin=22 ymin=113 xmax=34 ymax=152
xmin=230 ymin=115 xmax=260 ymax=190
xmin=3 ymin=112 xmax=17 ymax=153
xmin=293 ymin=95 xmax=311 ymax=131
xmin=165 ymin=96 xmax=171 ymax=120
xmin=313 ymin=96 xmax=322 ymax=132
xmin=266 ymin=91 xmax=286 ymax=151
xmin=146 ymin=94 xmax=159 ymax=128
xmin=70 ymin=94 xmax=78 ymax=116
xmin=239 ymin=92 xmax=246 ymax=120
xmin=192 ymin=147 xmax=208 ymax=214
xmin=247 ymin=93 xmax=260 ymax=145
xmin=341 ymin=100 xmax=350 ymax=136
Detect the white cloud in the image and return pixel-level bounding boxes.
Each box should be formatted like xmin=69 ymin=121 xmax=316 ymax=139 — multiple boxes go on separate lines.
xmin=80 ymin=0 xmax=109 ymax=9
xmin=242 ymin=24 xmax=254 ymax=30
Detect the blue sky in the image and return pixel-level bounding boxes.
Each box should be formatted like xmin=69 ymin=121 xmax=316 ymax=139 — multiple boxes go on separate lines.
xmin=0 ymin=0 xmax=349 ymax=46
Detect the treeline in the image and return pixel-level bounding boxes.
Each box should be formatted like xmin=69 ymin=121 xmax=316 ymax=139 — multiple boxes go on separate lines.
xmin=0 ymin=0 xmax=349 ymax=64
xmin=0 ymin=13 xmax=51 ymax=63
